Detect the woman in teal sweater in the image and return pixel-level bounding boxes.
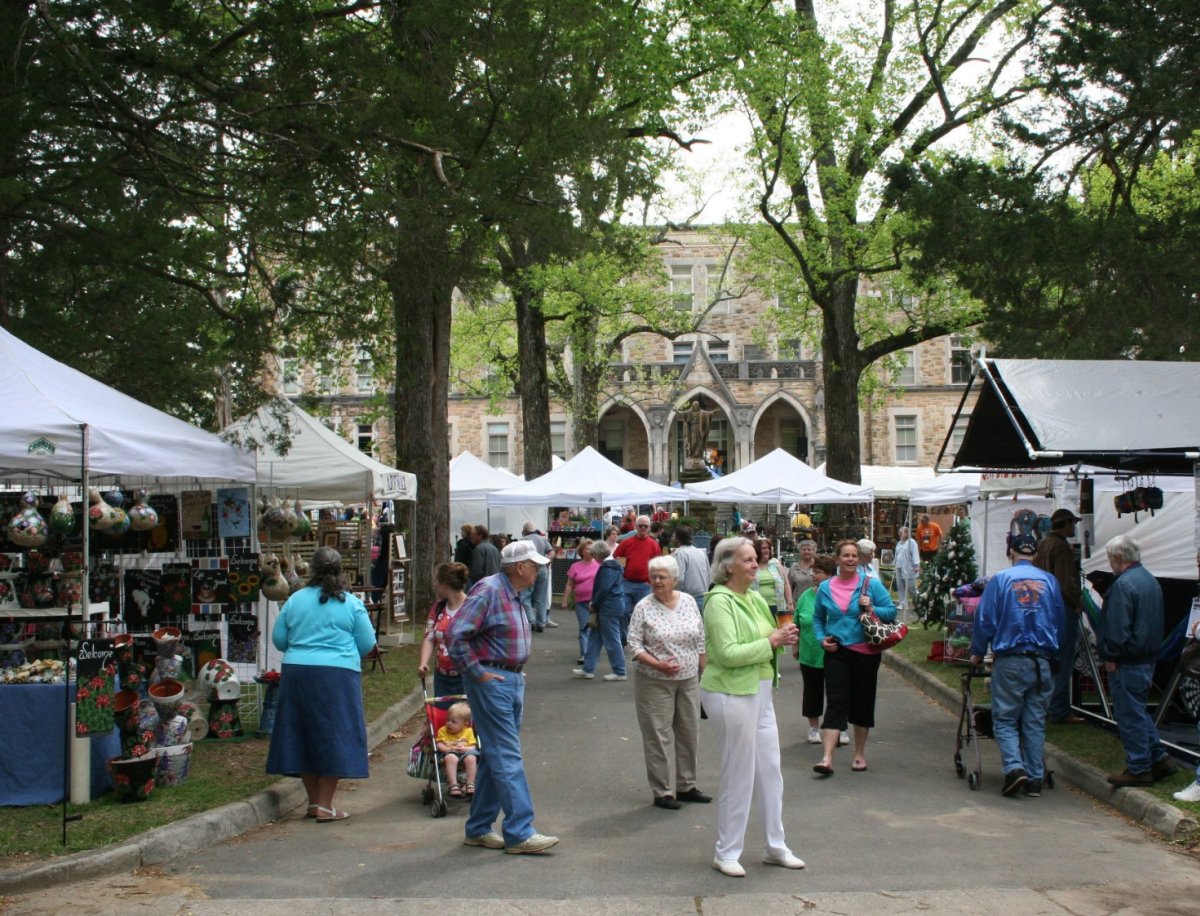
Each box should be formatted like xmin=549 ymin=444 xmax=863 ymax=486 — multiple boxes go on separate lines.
xmin=267 ymin=547 xmax=376 ymax=823
xmin=811 ymin=540 xmax=897 ymax=776
xmin=701 ymin=537 xmax=803 ymax=878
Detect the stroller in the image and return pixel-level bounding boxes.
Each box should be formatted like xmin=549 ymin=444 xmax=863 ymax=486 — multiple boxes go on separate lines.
xmin=407 ymin=678 xmax=481 ymax=818
xmin=955 ymin=664 xmax=1055 ymax=792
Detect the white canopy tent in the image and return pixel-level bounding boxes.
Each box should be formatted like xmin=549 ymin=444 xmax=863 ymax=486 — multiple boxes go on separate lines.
xmin=449 ymin=451 xmax=539 ymax=539
xmin=687 ymin=448 xmax=873 ymax=504
xmin=222 ymin=402 xmax=416 ymax=504
xmin=487 ymin=446 xmax=684 ymax=509
xmin=816 ymin=463 xmax=935 ymax=500
xmin=909 ymin=473 xmax=982 ymax=506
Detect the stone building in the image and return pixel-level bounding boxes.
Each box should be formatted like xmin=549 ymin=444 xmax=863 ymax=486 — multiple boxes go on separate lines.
xmin=274 ymin=228 xmax=982 ymax=480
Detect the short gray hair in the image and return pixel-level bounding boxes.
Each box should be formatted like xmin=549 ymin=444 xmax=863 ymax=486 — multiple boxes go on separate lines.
xmin=590 ymin=539 xmax=613 ymax=562
xmin=1106 ymin=534 xmax=1142 ymax=564
xmin=857 ymin=538 xmax=876 ymax=557
xmin=521 ymin=521 xmax=536 ymax=535
xmin=711 ymin=536 xmax=752 ymax=585
xmin=798 ymin=539 xmax=817 ymax=551
xmin=647 ymin=555 xmax=679 ymax=579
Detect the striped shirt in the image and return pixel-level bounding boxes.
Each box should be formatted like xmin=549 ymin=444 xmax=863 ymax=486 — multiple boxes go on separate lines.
xmin=445 ymin=571 xmax=531 ymax=682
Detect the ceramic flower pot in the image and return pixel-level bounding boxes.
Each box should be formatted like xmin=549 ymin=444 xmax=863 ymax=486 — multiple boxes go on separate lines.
xmin=206 ymin=697 xmax=243 ymax=740
xmin=113 ymin=689 xmax=140 ymax=730
xmin=7 ymin=492 xmax=48 ymax=547
xmin=60 ymin=551 xmax=84 ymax=573
xmin=154 ymin=714 xmax=189 ymax=749
xmin=156 ymin=742 xmax=193 ymax=787
xmin=49 ymin=493 xmax=76 ymax=535
xmin=0 ymin=580 xmax=18 ymax=611
xmin=151 ymin=626 xmax=182 ymax=659
xmin=149 ymin=678 xmax=185 ymax=718
xmin=30 ymin=580 xmax=56 ymax=608
xmin=57 ymin=577 xmax=83 ymax=607
xmin=137 ymin=697 xmax=160 ymax=735
xmin=198 ymin=658 xmax=240 ymax=700
xmin=128 ymin=488 xmax=160 ymax=531
xmin=0 ymin=553 xmax=17 ymax=572
xmin=152 ymin=654 xmax=183 ymax=683
xmin=112 ymin=633 xmax=134 ymax=665
xmin=25 ymin=550 xmax=52 ymax=575
xmin=108 ymin=753 xmax=158 ymax=803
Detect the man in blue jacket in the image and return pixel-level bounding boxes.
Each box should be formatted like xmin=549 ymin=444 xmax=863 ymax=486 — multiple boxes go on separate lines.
xmin=1100 ymin=535 xmax=1178 ymax=787
xmin=970 ymin=534 xmax=1065 ymax=798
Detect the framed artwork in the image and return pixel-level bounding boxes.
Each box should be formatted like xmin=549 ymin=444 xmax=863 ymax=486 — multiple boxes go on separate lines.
xmin=322 ymin=531 xmax=340 ymax=548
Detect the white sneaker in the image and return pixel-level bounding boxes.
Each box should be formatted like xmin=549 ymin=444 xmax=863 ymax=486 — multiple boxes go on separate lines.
xmin=807 ymin=727 xmax=821 ymax=744
xmin=712 ymin=857 xmax=745 ymax=877
xmin=544 ymin=620 xmax=559 ymax=628
xmin=505 ymin=833 xmax=560 ymax=854
xmin=571 ymin=669 xmax=594 ymax=679
xmin=839 ymin=731 xmax=850 ymax=745
xmin=763 ymin=851 xmax=806 ymax=869
xmin=603 ymin=673 xmax=628 ymax=681
xmin=1174 ymin=780 xmax=1200 ymax=803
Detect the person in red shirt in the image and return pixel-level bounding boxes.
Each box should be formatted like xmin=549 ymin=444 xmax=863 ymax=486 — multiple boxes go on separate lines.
xmin=613 ymin=515 xmax=662 ymax=645
xmin=619 ymin=511 xmax=636 ymax=534
xmin=651 ymin=506 xmax=670 ymax=523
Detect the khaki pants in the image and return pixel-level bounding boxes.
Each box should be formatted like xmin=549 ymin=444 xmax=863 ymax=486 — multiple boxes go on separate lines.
xmin=634 ymin=671 xmax=700 ymax=798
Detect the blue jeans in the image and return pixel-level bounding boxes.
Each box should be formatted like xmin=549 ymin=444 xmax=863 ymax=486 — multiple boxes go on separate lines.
xmin=1108 ymin=662 xmax=1167 ymax=774
xmin=520 ymin=566 xmax=550 ymax=627
xmin=1048 ymin=611 xmax=1080 ymax=721
xmin=573 ymin=601 xmax=592 ymax=659
xmin=583 ymin=613 xmax=626 ymax=676
xmin=990 ymin=654 xmax=1054 ymax=781
xmin=463 ymin=666 xmax=536 ymax=846
xmin=623 ymin=580 xmax=651 ymax=644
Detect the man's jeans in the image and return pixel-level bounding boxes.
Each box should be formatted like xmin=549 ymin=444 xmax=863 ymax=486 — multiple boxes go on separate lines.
xmin=520 ymin=565 xmax=550 ymax=627
xmin=583 ymin=613 xmax=626 ymax=676
xmin=622 ymin=580 xmax=651 ymax=644
xmin=1108 ymin=662 xmax=1168 ymax=774
xmin=463 ymin=667 xmax=536 ymax=846
xmin=1048 ymin=610 xmax=1080 ymax=721
xmin=990 ymin=654 xmax=1054 ymax=781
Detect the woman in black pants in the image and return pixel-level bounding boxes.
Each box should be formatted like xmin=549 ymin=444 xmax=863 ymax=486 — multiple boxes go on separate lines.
xmin=810 ymin=540 xmax=897 ymax=775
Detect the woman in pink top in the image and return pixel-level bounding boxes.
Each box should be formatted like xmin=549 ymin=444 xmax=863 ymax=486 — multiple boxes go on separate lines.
xmin=563 ymin=539 xmax=600 ymax=663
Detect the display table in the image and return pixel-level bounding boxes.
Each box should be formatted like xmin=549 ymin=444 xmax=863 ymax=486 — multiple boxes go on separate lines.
xmin=0 ymin=683 xmax=119 ymax=805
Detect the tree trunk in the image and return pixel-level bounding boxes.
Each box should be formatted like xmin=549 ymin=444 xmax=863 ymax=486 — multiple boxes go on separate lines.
xmin=569 ymin=308 xmax=604 ymax=451
xmin=388 ymin=249 xmax=454 ymax=618
xmin=821 ymin=280 xmax=865 ymax=486
xmin=500 ymin=232 xmax=553 ymax=480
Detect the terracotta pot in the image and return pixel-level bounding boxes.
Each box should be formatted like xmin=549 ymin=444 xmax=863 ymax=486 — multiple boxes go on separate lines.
xmin=151 ymin=626 xmax=182 ymax=658
xmin=108 ymin=753 xmax=158 ymax=803
xmin=148 ymin=678 xmax=185 ymax=717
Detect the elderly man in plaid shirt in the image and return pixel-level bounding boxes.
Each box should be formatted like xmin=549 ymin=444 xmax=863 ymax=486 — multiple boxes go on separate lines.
xmin=446 ymin=540 xmax=559 ymax=854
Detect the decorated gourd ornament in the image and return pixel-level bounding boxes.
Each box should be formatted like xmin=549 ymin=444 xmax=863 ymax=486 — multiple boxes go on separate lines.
xmin=280 ymin=553 xmax=303 ymax=594
xmin=87 ymin=488 xmax=121 ymax=531
xmin=7 ymin=492 xmax=49 ymax=546
xmin=288 ymin=499 xmax=310 ymax=537
xmin=103 ymin=486 xmax=125 ymax=508
xmin=280 ymin=500 xmax=298 ymax=536
xmin=256 ymin=494 xmax=270 ymax=530
xmin=262 ymin=497 xmax=287 ymax=533
xmin=127 ymin=488 xmax=159 ymax=531
xmin=260 ymin=555 xmax=291 ymax=602
xmin=49 ymin=493 xmax=76 ymax=536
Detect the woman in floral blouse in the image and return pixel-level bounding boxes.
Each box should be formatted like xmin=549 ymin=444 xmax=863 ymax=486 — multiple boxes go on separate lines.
xmin=628 ymin=555 xmax=710 ymax=811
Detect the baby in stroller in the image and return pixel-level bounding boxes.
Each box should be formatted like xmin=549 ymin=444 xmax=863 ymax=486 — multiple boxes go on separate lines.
xmin=435 ymin=702 xmax=479 ymax=797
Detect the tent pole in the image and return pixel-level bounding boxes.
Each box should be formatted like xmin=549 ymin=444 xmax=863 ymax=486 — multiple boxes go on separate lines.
xmin=982 ymin=498 xmax=989 ymax=575
xmin=65 ymin=423 xmax=89 ymax=844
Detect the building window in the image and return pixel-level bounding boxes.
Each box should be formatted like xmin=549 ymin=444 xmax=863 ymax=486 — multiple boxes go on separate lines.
xmin=487 ymin=422 xmax=509 ymax=468
xmin=949 ymin=336 xmax=972 ymax=384
xmin=946 ymin=412 xmax=971 ymax=460
xmin=706 ymin=263 xmax=726 ymax=301
xmin=897 ymin=348 xmax=916 ymax=386
xmin=356 ymin=350 xmax=374 ymax=392
xmin=356 ymin=423 xmax=374 ymax=455
xmin=670 ymin=264 xmax=693 ymax=311
xmin=672 ymin=341 xmax=694 ymax=364
xmin=780 ymin=338 xmax=803 ymax=360
xmin=317 ymin=366 xmax=333 ymax=393
xmin=550 ymin=421 xmax=567 ymax=459
xmin=281 ymin=359 xmax=299 ymax=395
xmin=743 ymin=344 xmax=769 ymax=361
xmin=894 ymin=415 xmax=918 ymax=463
xmin=707 ymin=341 xmax=729 ymax=362
xmin=600 ymin=417 xmax=624 ymax=466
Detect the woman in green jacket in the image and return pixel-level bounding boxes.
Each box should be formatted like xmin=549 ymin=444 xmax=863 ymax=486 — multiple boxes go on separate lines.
xmin=700 ymin=537 xmax=803 ymax=878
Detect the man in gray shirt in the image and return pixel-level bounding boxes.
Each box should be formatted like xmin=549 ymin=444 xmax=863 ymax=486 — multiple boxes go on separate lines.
xmin=519 ymin=521 xmax=556 ymax=631
xmin=468 ymin=525 xmax=502 ymax=588
xmin=671 ymin=524 xmax=711 ymax=612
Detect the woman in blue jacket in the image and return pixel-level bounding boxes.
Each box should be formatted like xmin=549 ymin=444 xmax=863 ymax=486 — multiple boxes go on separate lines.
xmin=573 ymin=539 xmax=628 ymax=680
xmin=811 ymin=540 xmax=897 ymax=776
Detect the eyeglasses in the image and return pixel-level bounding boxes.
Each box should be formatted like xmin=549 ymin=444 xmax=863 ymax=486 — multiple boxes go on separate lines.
xmin=637 ymin=524 xmax=650 ymax=529
xmin=648 ymin=574 xmax=672 ymax=582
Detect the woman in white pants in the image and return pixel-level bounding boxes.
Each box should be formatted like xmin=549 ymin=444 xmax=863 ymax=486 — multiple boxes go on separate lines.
xmin=892 ymin=527 xmax=920 ymax=614
xmin=700 ymin=537 xmax=802 ymax=877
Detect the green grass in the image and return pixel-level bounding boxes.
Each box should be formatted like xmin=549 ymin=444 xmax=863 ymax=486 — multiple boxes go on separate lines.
xmin=0 ymin=645 xmax=421 ymax=865
xmin=891 ymin=625 xmax=1200 ymax=825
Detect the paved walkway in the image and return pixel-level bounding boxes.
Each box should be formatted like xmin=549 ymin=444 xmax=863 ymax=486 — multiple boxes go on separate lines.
xmin=5 ymin=623 xmax=1199 ymax=915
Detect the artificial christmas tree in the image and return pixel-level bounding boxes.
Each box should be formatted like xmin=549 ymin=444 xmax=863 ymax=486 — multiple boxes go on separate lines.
xmin=912 ymin=519 xmax=978 ymax=627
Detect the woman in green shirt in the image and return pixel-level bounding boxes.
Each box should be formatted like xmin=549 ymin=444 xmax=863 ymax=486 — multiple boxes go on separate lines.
xmin=701 ymin=537 xmax=803 ymax=878
xmin=793 ymin=555 xmax=838 ymax=744
xmin=754 ymin=538 xmax=792 ymax=617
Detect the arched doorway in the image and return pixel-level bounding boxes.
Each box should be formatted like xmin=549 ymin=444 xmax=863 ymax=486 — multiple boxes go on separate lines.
xmin=753 ymin=397 xmax=809 ymax=462
xmin=598 ymin=405 xmax=650 ymax=477
xmin=668 ymin=394 xmax=733 ymax=481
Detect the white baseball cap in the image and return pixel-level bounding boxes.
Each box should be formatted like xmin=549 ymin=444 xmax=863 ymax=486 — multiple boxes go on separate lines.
xmin=501 ymin=540 xmax=550 ymax=566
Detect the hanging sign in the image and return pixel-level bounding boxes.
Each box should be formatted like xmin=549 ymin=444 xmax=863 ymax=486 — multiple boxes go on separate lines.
xmin=75 ymin=638 xmax=116 ymax=735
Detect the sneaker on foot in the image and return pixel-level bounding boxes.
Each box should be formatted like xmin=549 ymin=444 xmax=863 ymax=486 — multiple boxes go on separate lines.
xmin=544 ymin=620 xmax=559 ymax=628
xmin=505 ymin=833 xmax=560 ymax=854
xmin=712 ymin=857 xmax=745 ymax=877
xmin=763 ymin=851 xmax=806 ymax=869
xmin=571 ymin=668 xmax=594 ymax=679
xmin=1173 ymin=780 xmax=1200 ymax=803
xmin=464 ymin=831 xmax=505 ymax=849
xmin=807 ymin=727 xmax=821 ymax=744
xmin=603 ymin=673 xmax=628 ymax=681
xmin=1002 ymin=768 xmax=1028 ymax=796
xmin=1023 ymin=780 xmax=1042 ymax=798
xmin=838 ymin=731 xmax=850 ymax=746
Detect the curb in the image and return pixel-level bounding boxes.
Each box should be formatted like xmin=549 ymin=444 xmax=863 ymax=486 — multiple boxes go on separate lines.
xmin=0 ymin=686 xmax=426 ymax=896
xmin=882 ymin=651 xmax=1200 ymax=843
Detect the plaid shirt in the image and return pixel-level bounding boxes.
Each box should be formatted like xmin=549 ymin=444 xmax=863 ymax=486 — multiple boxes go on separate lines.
xmin=445 ymin=571 xmax=531 ymax=681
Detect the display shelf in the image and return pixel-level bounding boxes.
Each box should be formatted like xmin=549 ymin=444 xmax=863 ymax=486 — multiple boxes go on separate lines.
xmin=0 ymin=638 xmax=33 ymax=653
xmin=4 ymin=601 xmax=110 ymax=620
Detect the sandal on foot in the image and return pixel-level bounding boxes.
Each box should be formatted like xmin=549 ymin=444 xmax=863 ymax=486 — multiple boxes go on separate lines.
xmin=449 ymin=785 xmax=464 ymax=798
xmin=813 ymin=762 xmax=834 ymax=777
xmin=466 ymin=783 xmax=475 ymax=795
xmin=306 ymin=804 xmax=320 ymax=819
xmin=852 ymin=759 xmax=868 ymax=772
xmin=315 ymin=806 xmax=350 ymax=823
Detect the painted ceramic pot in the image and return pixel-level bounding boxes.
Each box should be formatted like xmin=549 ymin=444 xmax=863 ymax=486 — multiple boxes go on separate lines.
xmin=156 ymin=742 xmax=193 ymax=787
xmin=60 ymin=551 xmax=84 ymax=573
xmin=0 ymin=622 xmax=24 ymax=644
xmin=57 ymin=577 xmax=83 ymax=607
xmin=121 ymin=726 xmax=157 ymax=761
xmin=154 ymin=714 xmax=189 ymax=749
xmin=152 ymin=654 xmax=183 ymax=683
xmin=7 ymin=492 xmax=48 ymax=547
xmin=138 ymin=697 xmax=160 ymax=733
xmin=206 ymin=697 xmax=243 ymax=740
xmin=152 ymin=626 xmax=182 ymax=659
xmin=108 ymin=753 xmax=158 ymax=803
xmin=30 ymin=580 xmax=56 ymax=608
xmin=0 ymin=553 xmax=17 ymax=572
xmin=128 ymin=488 xmax=159 ymax=532
xmin=25 ymin=551 xmax=51 ymax=575
xmin=198 ymin=658 xmax=240 ymax=701
xmin=49 ymin=494 xmax=76 ymax=535
xmin=112 ymin=634 xmax=134 ymax=665
xmin=120 ymin=662 xmax=148 ymax=698
xmin=149 ymin=678 xmax=185 ymax=718
xmin=0 ymin=579 xmax=18 ymax=610
xmin=87 ymin=489 xmax=120 ymax=531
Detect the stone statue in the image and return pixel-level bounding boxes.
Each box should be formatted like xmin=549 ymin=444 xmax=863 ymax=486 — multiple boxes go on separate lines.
xmin=682 ymin=400 xmax=715 ymax=469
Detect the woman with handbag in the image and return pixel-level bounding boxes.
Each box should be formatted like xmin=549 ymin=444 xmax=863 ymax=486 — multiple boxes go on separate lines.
xmin=811 ymin=540 xmax=898 ymax=776
xmin=628 ymin=555 xmax=708 ymax=810
xmin=563 ymin=539 xmax=600 ymax=665
xmin=701 ymin=537 xmax=803 ymax=877
xmin=573 ymin=540 xmax=627 ymax=681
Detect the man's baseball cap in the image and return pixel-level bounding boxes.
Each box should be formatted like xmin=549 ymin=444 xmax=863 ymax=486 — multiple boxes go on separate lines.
xmin=1010 ymin=534 xmax=1039 ymax=556
xmin=1050 ymin=508 xmax=1082 ymax=526
xmin=501 ymin=541 xmax=550 ymax=566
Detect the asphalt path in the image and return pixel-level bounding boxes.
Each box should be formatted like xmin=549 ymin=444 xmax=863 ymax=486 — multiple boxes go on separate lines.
xmin=5 ymin=622 xmax=1199 ymax=915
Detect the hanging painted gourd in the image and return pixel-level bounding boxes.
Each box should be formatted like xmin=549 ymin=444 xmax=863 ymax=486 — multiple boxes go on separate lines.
xmin=88 ymin=489 xmax=121 ymax=531
xmin=280 ymin=549 xmax=303 ymax=594
xmin=48 ymin=493 xmax=76 ymax=536
xmin=107 ymin=508 xmax=132 ymax=536
xmin=262 ymin=497 xmax=288 ymax=533
xmin=289 ymin=499 xmax=311 ymax=538
xmin=260 ymin=555 xmax=291 ymax=602
xmin=128 ymin=488 xmax=159 ymax=531
xmin=102 ymin=486 xmax=125 ymax=508
xmin=7 ymin=492 xmax=49 ymax=547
